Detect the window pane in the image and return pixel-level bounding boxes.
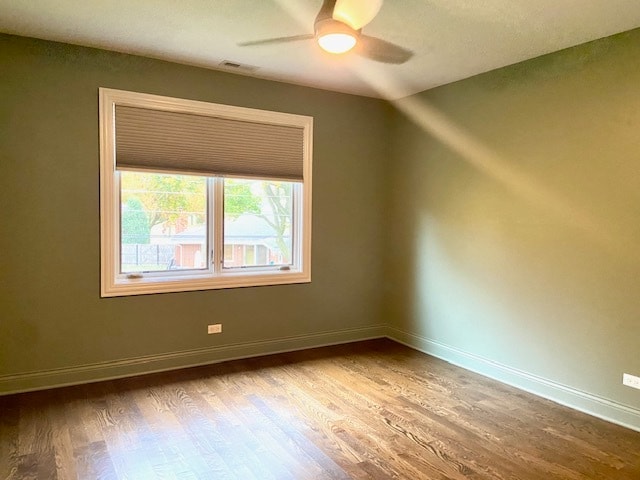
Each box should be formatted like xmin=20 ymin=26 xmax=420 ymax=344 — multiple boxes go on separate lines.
xmin=120 ymin=171 xmax=207 ymax=273
xmin=223 ymin=244 xmax=233 ymax=262
xmin=223 ymin=178 xmax=294 ymax=268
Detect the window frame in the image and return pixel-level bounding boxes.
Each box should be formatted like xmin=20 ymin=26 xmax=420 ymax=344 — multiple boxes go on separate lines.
xmin=99 ymin=88 xmax=312 ymax=297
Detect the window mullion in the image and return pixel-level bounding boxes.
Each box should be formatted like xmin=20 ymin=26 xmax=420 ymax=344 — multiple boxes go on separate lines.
xmin=114 ymin=171 xmax=123 ymax=276
xmin=292 ymin=183 xmax=302 ymax=269
xmin=212 ymin=177 xmax=224 ymax=275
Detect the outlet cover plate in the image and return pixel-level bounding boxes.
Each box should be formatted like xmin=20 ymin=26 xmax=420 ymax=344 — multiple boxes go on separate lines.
xmin=208 ymin=324 xmax=222 ymax=334
xmin=623 ymin=373 xmax=640 ymax=390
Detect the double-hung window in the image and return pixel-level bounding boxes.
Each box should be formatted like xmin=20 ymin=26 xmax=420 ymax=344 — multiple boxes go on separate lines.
xmin=99 ymin=88 xmax=312 ymax=297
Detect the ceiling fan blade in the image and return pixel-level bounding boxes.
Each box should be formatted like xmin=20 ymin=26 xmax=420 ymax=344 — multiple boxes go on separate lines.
xmin=238 ymin=34 xmax=314 ymax=47
xmin=333 ymin=0 xmax=383 ymax=30
xmin=356 ymin=34 xmax=413 ymax=64
xmin=315 ymin=0 xmax=337 ymax=24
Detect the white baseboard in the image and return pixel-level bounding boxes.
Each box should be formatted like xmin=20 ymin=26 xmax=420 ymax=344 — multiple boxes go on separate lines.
xmin=4 ymin=323 xmax=639 ymax=434
xmin=387 ymin=326 xmax=640 ymax=433
xmin=0 ymin=325 xmax=387 ymax=395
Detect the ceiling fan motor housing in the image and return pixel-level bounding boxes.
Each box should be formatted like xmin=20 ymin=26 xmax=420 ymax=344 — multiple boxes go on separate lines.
xmin=314 ymin=17 xmax=360 ymax=40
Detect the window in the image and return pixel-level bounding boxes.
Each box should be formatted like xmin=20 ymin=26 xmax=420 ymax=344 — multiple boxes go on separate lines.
xmin=100 ymin=88 xmax=312 ymax=297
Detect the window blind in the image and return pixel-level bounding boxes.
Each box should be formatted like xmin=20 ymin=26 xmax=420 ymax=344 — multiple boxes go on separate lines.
xmin=114 ymin=105 xmax=305 ymax=181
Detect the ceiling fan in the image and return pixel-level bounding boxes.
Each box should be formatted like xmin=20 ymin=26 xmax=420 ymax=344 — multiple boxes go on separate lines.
xmin=238 ymin=0 xmax=413 ymax=64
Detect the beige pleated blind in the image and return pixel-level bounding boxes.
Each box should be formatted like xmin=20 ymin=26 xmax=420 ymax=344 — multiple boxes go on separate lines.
xmin=114 ymin=105 xmax=305 ymax=181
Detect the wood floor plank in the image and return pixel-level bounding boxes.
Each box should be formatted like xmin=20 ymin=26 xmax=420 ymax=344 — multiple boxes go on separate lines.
xmin=173 ymin=378 xmax=274 ymax=479
xmin=198 ymin=380 xmax=317 ymax=479
xmin=292 ymin=360 xmax=475 ymax=479
xmin=147 ymin=377 xmax=239 ymax=479
xmin=249 ymin=394 xmax=351 ymax=479
xmin=1 ymin=339 xmax=639 ymax=479
xmin=49 ymin=396 xmax=80 ymax=480
xmin=0 ymin=395 xmax=20 ymax=480
xmin=79 ymin=440 xmax=119 ymax=480
xmin=128 ymin=379 xmax=209 ymax=480
xmin=252 ymin=364 xmax=375 ymax=478
xmin=94 ymin=381 xmax=159 ymax=480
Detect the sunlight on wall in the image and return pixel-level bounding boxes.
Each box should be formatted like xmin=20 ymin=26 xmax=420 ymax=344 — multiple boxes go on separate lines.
xmin=351 ymin=63 xmax=639 ymax=267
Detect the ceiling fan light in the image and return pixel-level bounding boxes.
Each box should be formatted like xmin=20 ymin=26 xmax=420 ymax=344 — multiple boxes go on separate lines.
xmin=315 ymin=18 xmax=358 ymax=55
xmin=318 ymin=32 xmax=357 ymax=54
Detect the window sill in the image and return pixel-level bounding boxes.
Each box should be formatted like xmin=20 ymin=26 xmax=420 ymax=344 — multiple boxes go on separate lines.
xmin=101 ymin=269 xmax=311 ymax=297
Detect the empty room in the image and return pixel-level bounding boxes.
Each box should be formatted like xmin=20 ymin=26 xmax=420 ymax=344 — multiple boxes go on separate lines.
xmin=1 ymin=1 xmax=639 ymax=478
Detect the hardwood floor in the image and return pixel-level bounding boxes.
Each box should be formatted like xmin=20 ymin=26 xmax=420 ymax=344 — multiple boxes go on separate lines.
xmin=1 ymin=339 xmax=639 ymax=479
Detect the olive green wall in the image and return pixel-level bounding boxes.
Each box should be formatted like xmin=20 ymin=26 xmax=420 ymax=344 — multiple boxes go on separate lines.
xmin=2 ymin=29 xmax=639 ymax=430
xmin=0 ymin=34 xmax=390 ymax=391
xmin=386 ymin=29 xmax=640 ymax=428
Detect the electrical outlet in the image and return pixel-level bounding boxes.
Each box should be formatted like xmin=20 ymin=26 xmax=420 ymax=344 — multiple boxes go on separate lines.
xmin=623 ymin=373 xmax=640 ymax=390
xmin=207 ymin=324 xmax=222 ymax=334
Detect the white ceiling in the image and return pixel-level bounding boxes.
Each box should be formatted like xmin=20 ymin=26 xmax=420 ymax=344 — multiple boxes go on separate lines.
xmin=1 ymin=0 xmax=639 ymax=99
